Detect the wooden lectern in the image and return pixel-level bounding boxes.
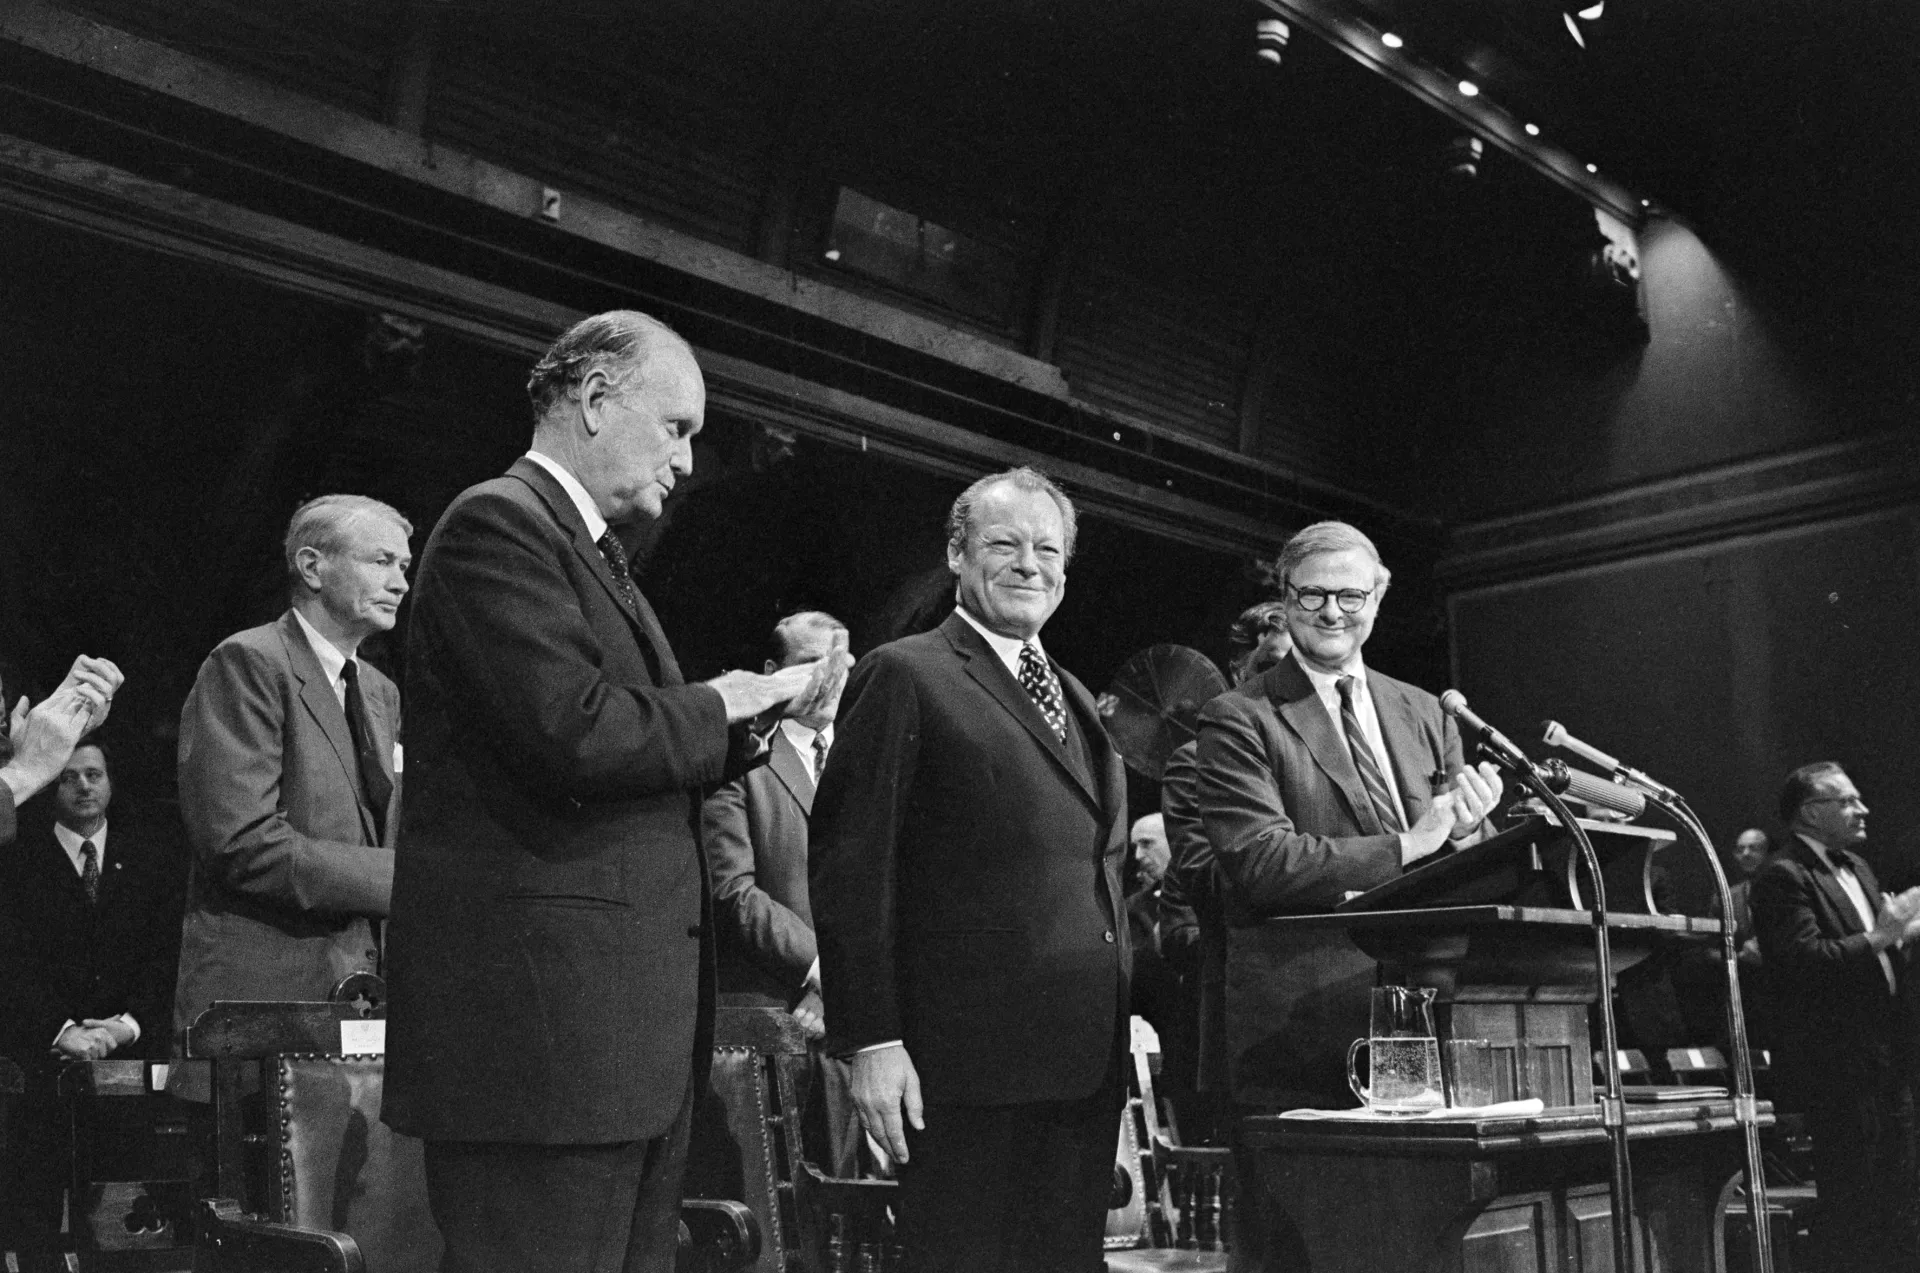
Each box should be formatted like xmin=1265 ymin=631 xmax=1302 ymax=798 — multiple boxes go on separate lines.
xmin=1238 ymin=813 xmax=1764 ymax=1272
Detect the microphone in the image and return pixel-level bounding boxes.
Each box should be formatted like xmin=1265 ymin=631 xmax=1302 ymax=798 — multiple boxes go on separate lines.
xmin=1541 ymin=720 xmax=1682 ymax=801
xmin=1541 ymin=759 xmax=1647 ymax=820
xmin=1438 ymin=690 xmax=1532 ymax=772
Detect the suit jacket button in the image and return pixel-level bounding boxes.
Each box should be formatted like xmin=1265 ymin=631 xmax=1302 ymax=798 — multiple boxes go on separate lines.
xmin=1104 ymin=930 xmax=1116 ymax=944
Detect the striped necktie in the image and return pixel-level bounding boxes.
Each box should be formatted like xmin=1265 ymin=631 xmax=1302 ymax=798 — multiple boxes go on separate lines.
xmin=1337 ymin=675 xmax=1403 ymax=834
xmin=79 ymin=839 xmax=100 ymax=904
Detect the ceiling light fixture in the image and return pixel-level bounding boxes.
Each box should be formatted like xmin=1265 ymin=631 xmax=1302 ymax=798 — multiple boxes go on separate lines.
xmin=1524 ymin=123 xmax=1541 ymax=137
xmin=1585 ymin=163 xmax=1598 ymax=173
xmin=1255 ymin=17 xmax=1292 ymax=66
xmin=1458 ymin=80 xmax=1479 ymax=97
xmin=1380 ymin=32 xmax=1404 ymax=49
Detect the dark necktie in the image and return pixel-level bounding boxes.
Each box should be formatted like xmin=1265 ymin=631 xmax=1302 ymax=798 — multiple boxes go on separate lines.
xmin=812 ymin=733 xmax=830 ymax=785
xmin=1018 ymin=643 xmax=1068 ymax=742
xmin=340 ymin=660 xmax=393 ymax=840
xmin=1336 ymin=675 xmax=1404 ymax=834
xmin=596 ymin=530 xmax=643 ymax=614
xmin=79 ymin=839 xmax=100 ymax=904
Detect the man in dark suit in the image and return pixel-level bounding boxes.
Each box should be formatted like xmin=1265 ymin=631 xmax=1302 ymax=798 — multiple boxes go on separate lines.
xmin=1194 ymin=521 xmax=1500 ymax=1267
xmin=1 ymin=741 xmax=182 ymax=1270
xmin=703 ymin=609 xmax=864 ymax=1173
xmin=1 ymin=657 xmax=123 ymax=847
xmin=809 ymin=465 xmax=1130 ymax=1273
xmin=382 ymin=310 xmax=846 ymax=1273
xmin=173 ymin=495 xmax=410 ymax=1039
xmin=1158 ymin=600 xmax=1292 ymax=1144
xmin=1753 ymin=762 xmax=1920 ymax=1272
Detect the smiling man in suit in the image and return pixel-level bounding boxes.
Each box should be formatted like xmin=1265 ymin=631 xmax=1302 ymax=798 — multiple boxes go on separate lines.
xmin=173 ymin=495 xmax=410 ymax=1040
xmin=382 ymin=310 xmax=847 ymax=1273
xmin=1195 ymin=520 xmax=1501 ymax=1268
xmin=1 ymin=740 xmax=182 ymax=1270
xmin=1753 ymin=763 xmax=1920 ymax=1272
xmin=809 ymin=466 xmax=1130 ymax=1273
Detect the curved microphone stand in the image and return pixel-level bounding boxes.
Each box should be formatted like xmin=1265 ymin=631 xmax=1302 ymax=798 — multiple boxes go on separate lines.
xmin=1478 ymin=746 xmax=1641 ymax=1273
xmin=1541 ymin=723 xmax=1773 ymax=1273
xmin=1647 ymin=791 xmax=1774 ymax=1273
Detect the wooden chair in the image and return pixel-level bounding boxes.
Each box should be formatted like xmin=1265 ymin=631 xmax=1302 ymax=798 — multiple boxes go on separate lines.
xmin=183 ymin=997 xmax=757 ymax=1273
xmin=1593 ymin=1047 xmax=1656 ymax=1085
xmin=1664 ymin=1045 xmax=1730 ymax=1086
xmin=696 ymin=1006 xmax=897 ymax=1273
xmin=1105 ymin=1020 xmax=1231 ymax=1273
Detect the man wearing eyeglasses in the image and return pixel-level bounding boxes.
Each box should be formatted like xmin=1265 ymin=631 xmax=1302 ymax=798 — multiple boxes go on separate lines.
xmin=1753 ymin=762 xmax=1920 ymax=1272
xmin=1194 ymin=520 xmax=1502 ymax=1268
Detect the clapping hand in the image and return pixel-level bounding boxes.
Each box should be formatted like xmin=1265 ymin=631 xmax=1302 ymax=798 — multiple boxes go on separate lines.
xmin=704 ymin=628 xmax=853 ymax=727
xmin=1447 ymin=761 xmax=1504 ymax=839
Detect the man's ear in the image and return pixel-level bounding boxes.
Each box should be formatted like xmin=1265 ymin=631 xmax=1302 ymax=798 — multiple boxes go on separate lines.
xmin=579 ymin=368 xmax=615 ymax=437
xmin=292 ymin=545 xmax=328 ymax=594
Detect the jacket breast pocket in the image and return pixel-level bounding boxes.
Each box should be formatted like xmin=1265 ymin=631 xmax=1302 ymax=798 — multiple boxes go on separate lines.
xmin=497 ymin=860 xmax=628 ymax=908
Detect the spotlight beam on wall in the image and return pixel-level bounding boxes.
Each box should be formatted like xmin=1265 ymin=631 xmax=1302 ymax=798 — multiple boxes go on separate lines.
xmin=1253 ymin=0 xmax=1647 ymax=228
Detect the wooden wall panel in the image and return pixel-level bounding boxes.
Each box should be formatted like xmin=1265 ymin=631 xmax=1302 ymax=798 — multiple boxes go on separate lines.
xmin=428 ymin=26 xmax=773 ymax=254
xmin=69 ymin=0 xmax=391 ymax=120
xmin=1054 ymin=255 xmax=1251 ymax=450
xmin=1449 ymin=501 xmax=1920 ymax=905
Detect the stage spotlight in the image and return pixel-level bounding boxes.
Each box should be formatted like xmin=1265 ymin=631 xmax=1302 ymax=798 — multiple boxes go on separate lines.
xmin=1255 ymin=17 xmax=1291 ymax=66
xmin=1443 ymin=135 xmax=1484 ymax=180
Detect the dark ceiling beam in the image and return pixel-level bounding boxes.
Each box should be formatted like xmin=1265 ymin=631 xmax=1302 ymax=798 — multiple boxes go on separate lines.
xmin=1256 ymin=0 xmax=1647 ymax=229
xmin=0 ymin=129 xmax=1292 ymax=556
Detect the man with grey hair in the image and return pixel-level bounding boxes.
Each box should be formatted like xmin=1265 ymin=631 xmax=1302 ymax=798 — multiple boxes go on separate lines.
xmin=173 ymin=493 xmax=410 ymax=1038
xmin=1196 ymin=519 xmax=1502 ymax=1266
xmin=383 ymin=310 xmax=847 ymax=1272
xmin=810 ymin=465 xmax=1130 ymax=1273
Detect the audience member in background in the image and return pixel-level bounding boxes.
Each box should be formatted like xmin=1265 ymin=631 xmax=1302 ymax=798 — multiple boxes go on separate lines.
xmin=703 ymin=609 xmax=863 ymax=1173
xmin=1 ymin=657 xmax=123 ymax=847
xmin=1726 ymin=827 xmax=1771 ymax=963
xmin=1158 ymin=598 xmax=1293 ymax=1146
xmin=173 ymin=495 xmax=409 ymax=1039
xmin=1753 ymin=762 xmax=1920 ymax=1272
xmin=1 ymin=740 xmax=181 ymax=1272
xmin=1127 ymin=813 xmax=1186 ymax=1060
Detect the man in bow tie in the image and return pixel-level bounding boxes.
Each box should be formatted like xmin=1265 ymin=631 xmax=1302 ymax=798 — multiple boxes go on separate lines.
xmin=1754 ymin=762 xmax=1920 ymax=1272
xmin=809 ymin=466 xmax=1130 ymax=1273
xmin=383 ymin=310 xmax=847 ymax=1273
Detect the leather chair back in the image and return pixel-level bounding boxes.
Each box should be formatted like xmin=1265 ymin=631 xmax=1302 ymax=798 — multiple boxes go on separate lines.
xmin=268 ymin=1055 xmax=441 ymax=1273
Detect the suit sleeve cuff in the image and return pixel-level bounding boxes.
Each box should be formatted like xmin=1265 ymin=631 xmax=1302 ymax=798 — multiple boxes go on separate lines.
xmin=853 ymin=1040 xmax=904 ymax=1056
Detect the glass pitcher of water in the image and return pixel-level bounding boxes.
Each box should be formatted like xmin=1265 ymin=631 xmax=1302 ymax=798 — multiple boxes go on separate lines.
xmin=1345 ymin=985 xmax=1444 ymax=1114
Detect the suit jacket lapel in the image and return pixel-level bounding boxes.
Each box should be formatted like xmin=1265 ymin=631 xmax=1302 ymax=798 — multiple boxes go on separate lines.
xmin=508 ymin=459 xmax=681 ymax=687
xmin=1266 ymin=657 xmax=1379 ymax=835
xmin=768 ymin=728 xmax=814 ymax=815
xmin=277 ymin=613 xmax=375 ymax=843
xmin=1370 ymin=675 xmax=1434 ymax=825
xmin=943 ymin=613 xmax=1100 ymax=811
xmin=1796 ymin=840 xmax=1868 ymax=935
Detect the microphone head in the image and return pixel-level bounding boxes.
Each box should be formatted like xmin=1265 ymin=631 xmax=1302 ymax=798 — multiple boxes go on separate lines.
xmin=1542 ymin=720 xmax=1567 ymax=747
xmin=1439 ymin=689 xmax=1467 ymax=717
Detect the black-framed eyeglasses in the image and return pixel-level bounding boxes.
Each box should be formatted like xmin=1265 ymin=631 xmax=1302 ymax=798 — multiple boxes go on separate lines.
xmin=1289 ymin=585 xmax=1373 ymax=615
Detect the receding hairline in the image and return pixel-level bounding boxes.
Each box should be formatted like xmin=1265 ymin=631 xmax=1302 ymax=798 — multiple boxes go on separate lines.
xmin=772 ymin=610 xmax=846 ymax=660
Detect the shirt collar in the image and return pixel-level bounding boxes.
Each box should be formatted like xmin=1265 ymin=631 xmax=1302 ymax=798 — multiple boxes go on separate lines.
xmin=780 ymin=719 xmax=832 ymax=752
xmin=955 ymin=604 xmax=1044 ymax=678
xmin=1293 ymin=650 xmax=1368 ymax=697
xmin=292 ymin=606 xmax=352 ymax=689
xmin=1796 ymin=830 xmax=1852 ymax=870
xmin=524 ymin=450 xmax=608 ymax=542
xmin=54 ymin=819 xmax=108 ymax=861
